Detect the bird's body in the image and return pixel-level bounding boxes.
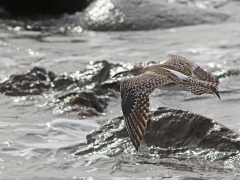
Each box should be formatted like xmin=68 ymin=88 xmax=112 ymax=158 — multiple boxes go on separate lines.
xmin=112 ymin=54 xmax=220 ymax=151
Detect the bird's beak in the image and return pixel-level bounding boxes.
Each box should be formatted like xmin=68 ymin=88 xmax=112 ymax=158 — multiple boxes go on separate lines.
xmin=112 ymin=70 xmax=130 ymax=78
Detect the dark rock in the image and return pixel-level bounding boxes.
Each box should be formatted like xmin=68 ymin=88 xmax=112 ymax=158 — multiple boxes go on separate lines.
xmin=0 ymin=66 xmax=50 ymax=96
xmin=67 ymin=90 xmax=107 ymax=116
xmin=146 ymin=108 xmax=240 ymax=151
xmin=52 ymin=76 xmax=74 ymax=91
xmin=77 ymin=107 xmax=100 ymax=117
xmin=0 ymin=60 xmax=123 ymax=117
xmin=48 ymin=60 xmax=120 ymax=116
xmin=48 ymin=71 xmax=57 ymax=81
xmin=73 ymin=107 xmax=240 ymax=172
xmin=46 ymin=60 xmax=129 ymax=117
xmin=35 ymin=71 xmax=47 ymax=81
xmin=79 ymin=0 xmax=229 ymax=31
xmin=81 ymin=91 xmax=104 ymax=112
xmin=91 ymin=60 xmax=111 ymax=85
xmin=75 ymin=107 xmax=240 ymax=156
xmin=1 ymin=0 xmax=93 ymax=16
xmin=30 ymin=66 xmax=47 ymax=74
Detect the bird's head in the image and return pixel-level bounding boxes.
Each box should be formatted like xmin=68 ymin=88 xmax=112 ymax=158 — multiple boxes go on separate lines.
xmin=112 ymin=66 xmax=144 ymax=78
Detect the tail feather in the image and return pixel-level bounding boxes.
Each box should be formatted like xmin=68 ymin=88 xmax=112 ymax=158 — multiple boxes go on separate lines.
xmin=182 ymin=77 xmax=221 ymax=99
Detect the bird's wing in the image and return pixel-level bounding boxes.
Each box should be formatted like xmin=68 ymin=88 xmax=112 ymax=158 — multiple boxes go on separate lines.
xmin=193 ymin=66 xmax=215 ymax=83
xmin=163 ymin=54 xmax=197 ymax=76
xmin=164 ymin=54 xmax=215 ymax=82
xmin=120 ymin=72 xmax=175 ymax=151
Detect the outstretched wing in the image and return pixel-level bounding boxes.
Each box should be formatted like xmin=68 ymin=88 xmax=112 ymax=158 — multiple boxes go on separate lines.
xmin=120 ymin=72 xmax=175 ymax=151
xmin=164 ymin=54 xmax=215 ymax=83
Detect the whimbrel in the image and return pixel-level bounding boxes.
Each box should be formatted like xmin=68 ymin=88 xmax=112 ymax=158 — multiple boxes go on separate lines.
xmin=112 ymin=54 xmax=220 ymax=151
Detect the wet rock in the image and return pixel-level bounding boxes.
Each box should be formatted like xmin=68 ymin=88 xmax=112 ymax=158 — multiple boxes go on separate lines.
xmin=79 ymin=0 xmax=229 ymax=31
xmin=91 ymin=60 xmax=111 ymax=85
xmin=52 ymin=76 xmax=74 ymax=91
xmin=1 ymin=0 xmax=93 ymax=16
xmin=50 ymin=89 xmax=108 ymax=117
xmin=75 ymin=60 xmax=114 ymax=88
xmin=0 ymin=66 xmax=50 ymax=96
xmin=48 ymin=71 xmax=57 ymax=82
xmin=146 ymin=108 xmax=240 ymax=151
xmin=48 ymin=60 xmax=120 ymax=116
xmin=30 ymin=66 xmax=47 ymax=74
xmin=0 ymin=60 xmax=125 ymax=117
xmin=65 ymin=90 xmax=107 ymax=116
xmin=81 ymin=91 xmax=104 ymax=112
xmin=73 ymin=107 xmax=240 ymax=172
xmin=75 ymin=107 xmax=240 ymax=156
xmin=77 ymin=107 xmax=100 ymax=117
xmin=47 ymin=60 xmax=131 ymax=117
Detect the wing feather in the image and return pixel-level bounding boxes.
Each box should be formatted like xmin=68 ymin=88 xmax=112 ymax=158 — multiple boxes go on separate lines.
xmin=163 ymin=54 xmax=197 ymax=76
xmin=120 ymin=72 xmax=174 ymax=151
xmin=164 ymin=54 xmax=216 ymax=83
xmin=182 ymin=76 xmax=220 ymax=99
xmin=120 ymin=55 xmax=221 ymax=151
xmin=125 ymin=117 xmax=139 ymax=148
xmin=193 ymin=66 xmax=215 ymax=83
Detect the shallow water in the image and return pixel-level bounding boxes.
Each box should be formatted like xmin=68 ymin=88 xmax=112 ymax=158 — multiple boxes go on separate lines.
xmin=1 ymin=2 xmax=240 ymax=179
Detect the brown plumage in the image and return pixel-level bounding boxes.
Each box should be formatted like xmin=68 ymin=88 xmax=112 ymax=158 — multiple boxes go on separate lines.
xmin=112 ymin=54 xmax=220 ymax=151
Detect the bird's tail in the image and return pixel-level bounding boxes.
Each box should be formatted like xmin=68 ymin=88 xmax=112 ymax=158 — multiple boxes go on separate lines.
xmin=182 ymin=77 xmax=221 ymax=100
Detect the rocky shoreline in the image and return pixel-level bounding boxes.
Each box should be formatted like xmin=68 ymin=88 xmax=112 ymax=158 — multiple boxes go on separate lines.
xmin=1 ymin=60 xmax=239 ymax=116
xmin=1 ymin=61 xmax=240 ymax=152
xmin=1 ymin=60 xmax=240 ymax=172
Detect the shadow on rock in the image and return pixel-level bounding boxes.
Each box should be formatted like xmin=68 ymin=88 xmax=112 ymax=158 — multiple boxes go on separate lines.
xmin=74 ymin=107 xmax=240 ymax=171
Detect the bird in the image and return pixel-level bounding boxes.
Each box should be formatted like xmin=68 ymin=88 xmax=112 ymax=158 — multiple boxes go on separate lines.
xmin=112 ymin=54 xmax=221 ymax=151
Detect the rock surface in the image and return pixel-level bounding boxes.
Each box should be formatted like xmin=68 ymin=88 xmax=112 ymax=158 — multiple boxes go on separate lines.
xmin=0 ymin=66 xmax=50 ymax=96
xmin=74 ymin=107 xmax=240 ymax=171
xmin=0 ymin=60 xmax=127 ymax=117
xmin=146 ymin=108 xmax=240 ymax=151
xmin=79 ymin=0 xmax=229 ymax=31
xmin=76 ymin=107 xmax=240 ymax=155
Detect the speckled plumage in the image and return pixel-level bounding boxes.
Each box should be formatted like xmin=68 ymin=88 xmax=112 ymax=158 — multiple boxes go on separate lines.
xmin=113 ymin=54 xmax=220 ymax=151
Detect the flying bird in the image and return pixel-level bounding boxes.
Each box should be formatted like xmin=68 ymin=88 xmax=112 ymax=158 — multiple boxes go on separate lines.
xmin=112 ymin=54 xmax=220 ymax=151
